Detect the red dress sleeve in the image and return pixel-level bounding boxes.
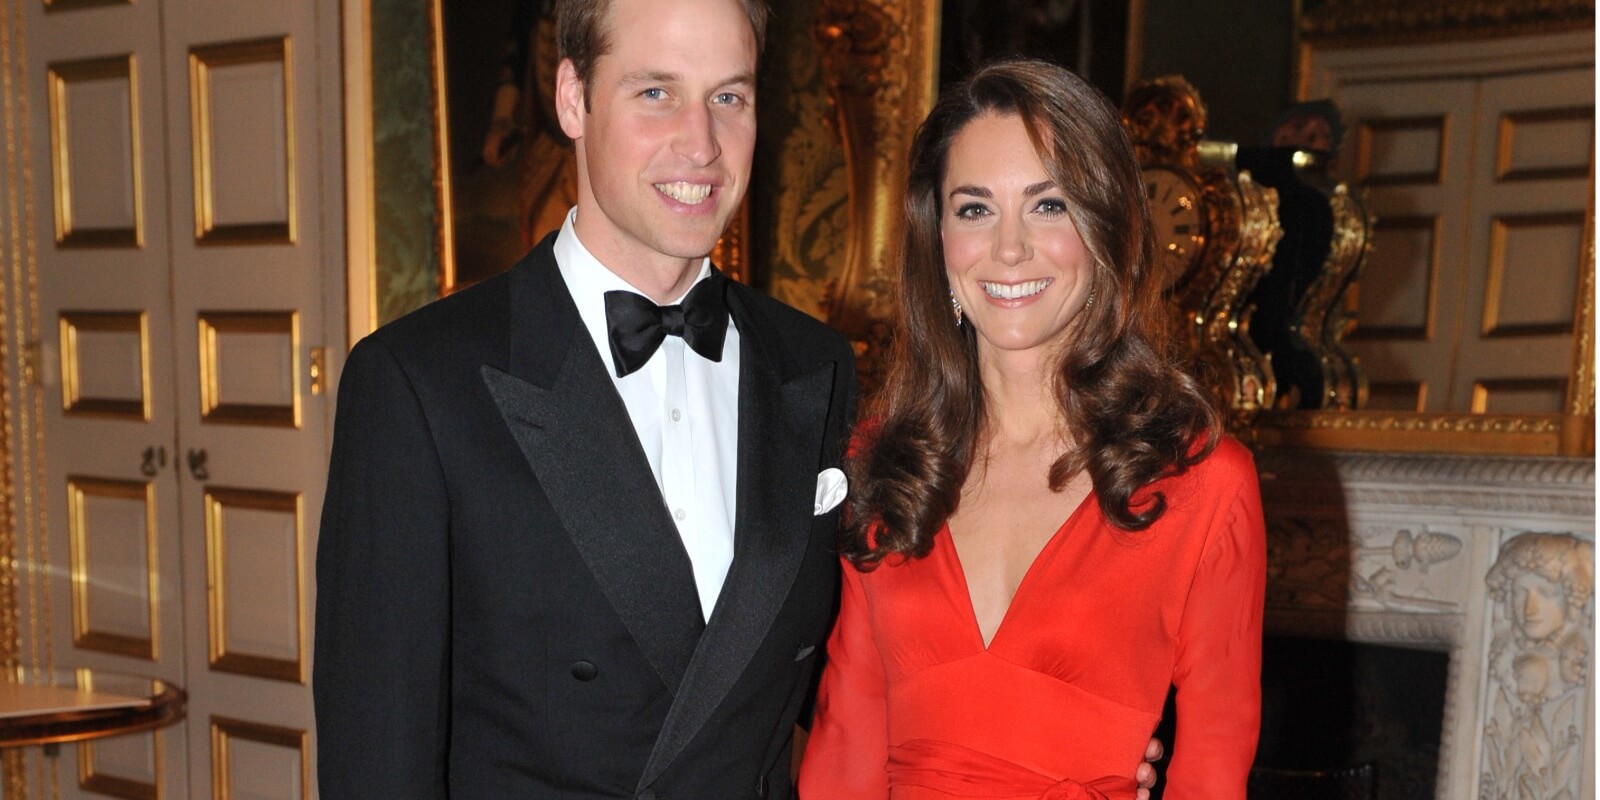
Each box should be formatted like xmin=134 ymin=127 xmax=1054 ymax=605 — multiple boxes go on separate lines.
xmin=797 ymin=558 xmax=890 ymax=799
xmin=1165 ymin=446 xmax=1267 ymax=798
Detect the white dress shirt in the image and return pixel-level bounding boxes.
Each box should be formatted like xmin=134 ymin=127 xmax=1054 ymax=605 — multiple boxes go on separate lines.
xmin=553 ymin=209 xmax=740 ymax=621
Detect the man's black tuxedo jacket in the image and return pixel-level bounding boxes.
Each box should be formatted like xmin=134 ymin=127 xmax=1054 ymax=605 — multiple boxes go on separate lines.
xmin=313 ymin=237 xmax=857 ymax=799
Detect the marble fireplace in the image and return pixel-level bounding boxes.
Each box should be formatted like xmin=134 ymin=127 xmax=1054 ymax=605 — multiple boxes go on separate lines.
xmin=1256 ymin=449 xmax=1594 ymax=799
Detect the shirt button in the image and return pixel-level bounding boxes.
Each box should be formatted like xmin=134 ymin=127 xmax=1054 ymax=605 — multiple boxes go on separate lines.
xmin=570 ymin=661 xmax=598 ymax=681
xmin=670 ymin=408 xmax=682 ymax=422
xmin=674 ymin=508 xmax=687 ymax=522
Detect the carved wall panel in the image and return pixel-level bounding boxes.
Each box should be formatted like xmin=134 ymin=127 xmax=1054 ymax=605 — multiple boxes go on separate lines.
xmin=1496 ymin=107 xmax=1594 ymax=182
xmin=188 ymin=37 xmax=295 ymax=245
xmin=1256 ymin=448 xmax=1594 ymax=799
xmin=196 ymin=311 xmax=300 ymax=428
xmin=47 ymin=55 xmax=143 ymax=248
xmin=1478 ymin=532 xmax=1592 ymax=800
xmin=78 ymin=730 xmax=162 ymax=800
xmin=209 ymin=717 xmax=310 ymax=800
xmin=203 ymin=488 xmax=305 ymax=684
xmin=66 ymin=477 xmax=158 ymax=659
xmin=59 ymin=311 xmax=151 ymax=421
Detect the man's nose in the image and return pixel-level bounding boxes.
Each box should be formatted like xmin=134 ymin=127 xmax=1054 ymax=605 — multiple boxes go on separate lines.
xmin=673 ymin=103 xmax=721 ymax=166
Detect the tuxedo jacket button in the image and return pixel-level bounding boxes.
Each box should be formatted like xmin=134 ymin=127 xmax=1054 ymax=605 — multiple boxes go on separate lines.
xmin=570 ymin=660 xmax=598 ymax=681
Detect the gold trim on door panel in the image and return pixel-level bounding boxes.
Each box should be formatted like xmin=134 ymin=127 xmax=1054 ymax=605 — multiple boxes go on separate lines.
xmin=203 ymin=487 xmax=305 ymax=683
xmin=1471 ymin=378 xmax=1570 ymax=414
xmin=47 ymin=55 xmax=143 ymax=248
xmin=196 ymin=311 xmax=301 ymax=428
xmin=59 ymin=311 xmax=151 ymax=420
xmin=76 ymin=668 xmax=166 ymax=799
xmin=1482 ymin=212 xmax=1586 ymax=338
xmin=1496 ymin=107 xmax=1595 ymax=183
xmin=42 ymin=0 xmax=131 ymax=11
xmin=210 ymin=717 xmax=310 ymax=800
xmin=66 ymin=477 xmax=158 ymax=659
xmin=1345 ymin=215 xmax=1441 ymax=342
xmin=188 ymin=37 xmax=296 ymax=245
xmin=1355 ymin=115 xmax=1448 ymax=186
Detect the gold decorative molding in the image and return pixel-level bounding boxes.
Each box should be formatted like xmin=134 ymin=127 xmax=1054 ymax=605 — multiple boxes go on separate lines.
xmin=1301 ymin=0 xmax=1595 ymax=46
xmin=815 ymin=0 xmax=940 ymax=393
xmin=43 ymin=0 xmax=130 ymax=10
xmin=210 ymin=717 xmax=310 ymax=800
xmin=66 ymin=477 xmax=158 ymax=660
xmin=424 ymin=0 xmax=454 ymax=292
xmin=46 ymin=55 xmax=143 ymax=248
xmin=203 ymin=487 xmax=306 ymax=684
xmin=188 ymin=37 xmax=296 ymax=245
xmin=1344 ymin=214 xmax=1439 ymax=341
xmin=1483 ymin=212 xmax=1587 ymax=338
xmin=1496 ymin=107 xmax=1596 ymax=183
xmin=1253 ymin=410 xmax=1590 ymax=456
xmin=1569 ymin=193 xmax=1594 ymax=419
xmin=1295 ymin=182 xmax=1374 ymax=410
xmin=79 ymin=732 xmax=161 ymax=800
xmin=196 ymin=311 xmax=301 ymax=428
xmin=59 ymin=311 xmax=151 ymax=421
xmin=75 ymin=669 xmax=166 ymax=800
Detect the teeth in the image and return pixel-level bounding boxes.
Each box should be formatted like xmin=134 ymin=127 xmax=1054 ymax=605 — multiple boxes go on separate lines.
xmin=655 ymin=181 xmax=713 ymax=204
xmin=979 ymin=279 xmax=1052 ymax=300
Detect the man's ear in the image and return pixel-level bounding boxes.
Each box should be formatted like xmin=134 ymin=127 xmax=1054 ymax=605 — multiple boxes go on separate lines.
xmin=555 ymin=59 xmax=586 ymax=140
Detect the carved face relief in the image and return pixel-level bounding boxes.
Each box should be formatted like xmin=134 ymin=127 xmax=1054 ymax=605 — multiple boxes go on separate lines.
xmin=1511 ymin=572 xmax=1569 ymax=642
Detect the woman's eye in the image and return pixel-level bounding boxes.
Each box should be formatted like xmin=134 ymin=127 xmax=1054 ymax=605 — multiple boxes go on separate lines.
xmin=1036 ymin=198 xmax=1068 ymax=215
xmin=955 ymin=203 xmax=989 ymax=219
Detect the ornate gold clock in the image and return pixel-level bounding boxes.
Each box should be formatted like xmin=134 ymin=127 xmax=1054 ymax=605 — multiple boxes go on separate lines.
xmin=1122 ymin=76 xmax=1284 ymax=429
xmin=1142 ymin=164 xmax=1205 ymax=291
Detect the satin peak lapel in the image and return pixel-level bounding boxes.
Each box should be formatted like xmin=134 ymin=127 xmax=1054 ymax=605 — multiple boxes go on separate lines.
xmin=639 ymin=323 xmax=836 ymax=788
xmin=481 ymin=260 xmax=703 ymax=696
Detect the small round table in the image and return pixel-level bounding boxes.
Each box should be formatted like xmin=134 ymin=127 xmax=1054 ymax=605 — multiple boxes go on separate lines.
xmin=0 ymin=667 xmax=185 ymax=749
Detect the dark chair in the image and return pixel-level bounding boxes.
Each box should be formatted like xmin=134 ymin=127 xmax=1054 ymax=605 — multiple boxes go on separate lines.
xmin=1246 ymin=762 xmax=1378 ymax=800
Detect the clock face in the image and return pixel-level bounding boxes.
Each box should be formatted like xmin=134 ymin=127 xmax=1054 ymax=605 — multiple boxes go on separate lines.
xmin=1143 ymin=166 xmax=1205 ymax=290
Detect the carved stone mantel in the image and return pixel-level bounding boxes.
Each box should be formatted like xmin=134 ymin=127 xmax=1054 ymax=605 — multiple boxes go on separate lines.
xmin=1256 ymin=448 xmax=1595 ymax=799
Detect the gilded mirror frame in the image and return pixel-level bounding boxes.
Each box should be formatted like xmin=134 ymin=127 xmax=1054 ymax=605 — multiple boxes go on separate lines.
xmin=1252 ymin=1 xmax=1595 ymax=456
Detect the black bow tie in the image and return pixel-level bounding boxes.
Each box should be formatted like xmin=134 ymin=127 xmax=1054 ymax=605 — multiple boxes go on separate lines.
xmin=603 ymin=273 xmax=730 ymax=378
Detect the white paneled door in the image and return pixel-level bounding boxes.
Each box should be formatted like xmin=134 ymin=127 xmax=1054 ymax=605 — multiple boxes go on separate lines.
xmin=22 ymin=0 xmax=344 ymax=796
xmin=1310 ymin=32 xmax=1595 ymax=415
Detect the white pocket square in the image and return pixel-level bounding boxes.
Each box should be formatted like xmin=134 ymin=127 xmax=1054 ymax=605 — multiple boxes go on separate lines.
xmin=814 ymin=468 xmax=848 ymax=515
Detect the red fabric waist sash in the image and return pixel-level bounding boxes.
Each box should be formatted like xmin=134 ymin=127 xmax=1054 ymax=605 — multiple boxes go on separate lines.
xmin=887 ymin=739 xmax=1134 ymax=800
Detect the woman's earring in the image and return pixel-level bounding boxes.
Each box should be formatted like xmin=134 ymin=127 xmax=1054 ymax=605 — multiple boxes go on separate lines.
xmin=950 ymin=290 xmax=964 ymax=326
xmin=1083 ymin=287 xmax=1096 ymax=309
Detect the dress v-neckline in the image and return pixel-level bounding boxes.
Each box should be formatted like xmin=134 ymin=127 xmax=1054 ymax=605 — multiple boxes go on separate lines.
xmin=943 ymin=491 xmax=1096 ymax=651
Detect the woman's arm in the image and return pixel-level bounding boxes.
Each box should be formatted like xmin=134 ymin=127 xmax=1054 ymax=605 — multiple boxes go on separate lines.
xmin=1165 ymin=450 xmax=1267 ymax=797
xmin=797 ymin=560 xmax=891 ymax=799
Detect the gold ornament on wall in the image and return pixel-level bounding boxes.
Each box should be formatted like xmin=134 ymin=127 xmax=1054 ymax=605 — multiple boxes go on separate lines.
xmin=815 ymin=0 xmax=940 ymax=395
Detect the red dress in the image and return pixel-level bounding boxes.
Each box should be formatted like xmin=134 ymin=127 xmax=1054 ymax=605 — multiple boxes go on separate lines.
xmin=798 ymin=439 xmax=1265 ymax=799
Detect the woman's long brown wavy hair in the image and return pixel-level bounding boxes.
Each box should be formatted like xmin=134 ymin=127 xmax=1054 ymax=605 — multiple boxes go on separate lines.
xmin=842 ymin=58 xmax=1221 ymax=567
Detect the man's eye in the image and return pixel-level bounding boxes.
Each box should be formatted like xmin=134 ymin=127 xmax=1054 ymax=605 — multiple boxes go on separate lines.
xmin=640 ymin=88 xmax=667 ymax=100
xmin=715 ymin=92 xmax=742 ymax=105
